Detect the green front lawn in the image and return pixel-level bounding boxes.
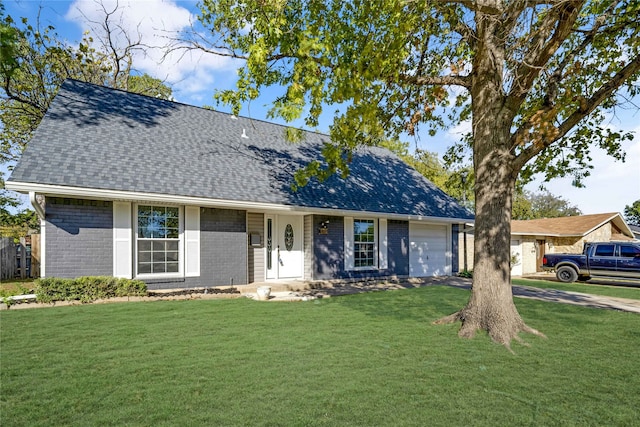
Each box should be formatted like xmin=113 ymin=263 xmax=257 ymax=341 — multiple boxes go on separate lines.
xmin=2 ymin=286 xmax=639 ymax=426
xmin=514 ymin=278 xmax=640 ymax=300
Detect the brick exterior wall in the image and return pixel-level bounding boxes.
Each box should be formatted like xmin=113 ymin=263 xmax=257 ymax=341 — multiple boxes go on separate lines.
xmin=148 ymin=207 xmax=248 ymax=290
xmin=313 ymin=215 xmax=345 ymax=279
xmin=44 ymin=197 xmax=113 ymax=278
xmin=199 ymin=208 xmax=247 ymax=286
xmin=387 ymin=220 xmax=410 ymax=276
xmin=312 ymin=215 xmax=410 ymax=280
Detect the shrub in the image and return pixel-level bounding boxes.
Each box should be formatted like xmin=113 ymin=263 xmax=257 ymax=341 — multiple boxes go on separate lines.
xmin=35 ymin=276 xmax=147 ymax=303
xmin=458 ymin=269 xmax=473 ymax=278
xmin=115 ymin=278 xmax=147 ymax=297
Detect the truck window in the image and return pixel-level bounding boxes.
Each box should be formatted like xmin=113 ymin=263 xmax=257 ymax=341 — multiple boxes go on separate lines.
xmin=594 ymin=244 xmax=615 ymax=257
xmin=619 ymin=245 xmax=640 ymax=258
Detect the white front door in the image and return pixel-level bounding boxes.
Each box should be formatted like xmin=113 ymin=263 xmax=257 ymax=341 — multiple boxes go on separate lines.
xmin=266 ymin=215 xmax=303 ymax=279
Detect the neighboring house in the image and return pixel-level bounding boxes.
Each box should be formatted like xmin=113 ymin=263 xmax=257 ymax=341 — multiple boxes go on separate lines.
xmin=510 ymin=213 xmax=635 ymax=275
xmin=630 ymin=224 xmax=640 ymax=240
xmin=7 ymin=80 xmax=473 ymax=290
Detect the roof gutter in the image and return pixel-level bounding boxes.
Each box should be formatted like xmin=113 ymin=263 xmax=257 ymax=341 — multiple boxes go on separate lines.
xmin=10 ymin=181 xmax=475 ymax=224
xmin=29 ymin=191 xmax=45 ymax=219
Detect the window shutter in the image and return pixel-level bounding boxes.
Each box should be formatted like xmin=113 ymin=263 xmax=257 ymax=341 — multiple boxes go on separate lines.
xmin=184 ymin=206 xmax=201 ymax=277
xmin=344 ymin=216 xmax=354 ymax=270
xmin=379 ymin=218 xmax=388 ymax=269
xmin=113 ymin=202 xmax=132 ymax=278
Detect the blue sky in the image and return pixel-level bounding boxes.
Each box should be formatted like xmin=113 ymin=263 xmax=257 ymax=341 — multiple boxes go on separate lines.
xmin=4 ymin=0 xmax=640 ymax=215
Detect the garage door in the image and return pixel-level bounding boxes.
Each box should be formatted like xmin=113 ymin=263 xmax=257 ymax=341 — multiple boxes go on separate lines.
xmin=510 ymin=240 xmax=523 ymax=276
xmin=409 ymin=223 xmax=451 ymax=277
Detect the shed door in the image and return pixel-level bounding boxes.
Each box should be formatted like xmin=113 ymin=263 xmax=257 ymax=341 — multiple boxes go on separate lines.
xmin=409 ymin=223 xmax=450 ymax=277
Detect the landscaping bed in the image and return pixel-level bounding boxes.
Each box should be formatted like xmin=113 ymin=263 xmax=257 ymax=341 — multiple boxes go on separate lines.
xmin=1 ymin=289 xmax=243 ymax=310
xmin=148 ymin=287 xmax=240 ymax=297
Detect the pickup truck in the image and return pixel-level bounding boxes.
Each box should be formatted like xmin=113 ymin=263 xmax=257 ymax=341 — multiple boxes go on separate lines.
xmin=542 ymin=242 xmax=640 ymax=283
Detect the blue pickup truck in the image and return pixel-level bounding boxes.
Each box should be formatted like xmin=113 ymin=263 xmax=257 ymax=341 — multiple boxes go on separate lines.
xmin=542 ymin=242 xmax=640 ymax=283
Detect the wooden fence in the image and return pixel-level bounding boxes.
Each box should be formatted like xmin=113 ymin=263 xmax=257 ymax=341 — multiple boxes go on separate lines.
xmin=0 ymin=235 xmax=40 ymax=280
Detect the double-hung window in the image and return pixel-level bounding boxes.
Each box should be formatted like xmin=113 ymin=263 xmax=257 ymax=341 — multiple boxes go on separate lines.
xmin=344 ymin=217 xmax=387 ymax=271
xmin=354 ymin=219 xmax=376 ymax=268
xmin=137 ymin=205 xmax=180 ymax=275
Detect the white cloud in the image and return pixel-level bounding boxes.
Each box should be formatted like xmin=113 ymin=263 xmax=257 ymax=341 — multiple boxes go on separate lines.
xmin=65 ymin=0 xmax=237 ymax=103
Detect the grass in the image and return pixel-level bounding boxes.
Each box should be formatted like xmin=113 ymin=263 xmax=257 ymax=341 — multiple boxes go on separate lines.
xmin=2 ymin=286 xmax=639 ymax=426
xmin=514 ymin=277 xmax=640 ymax=300
xmin=0 ymin=279 xmax=35 ymax=298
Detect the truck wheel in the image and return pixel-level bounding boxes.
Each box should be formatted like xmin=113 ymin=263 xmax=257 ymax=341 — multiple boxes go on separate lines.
xmin=556 ymin=266 xmax=578 ymax=283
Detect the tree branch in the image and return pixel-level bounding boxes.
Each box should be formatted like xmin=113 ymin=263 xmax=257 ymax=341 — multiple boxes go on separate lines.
xmin=399 ymin=73 xmax=471 ymax=88
xmin=509 ymin=0 xmax=626 ymax=153
xmin=506 ymin=0 xmax=585 ymax=110
xmin=513 ymin=53 xmax=640 ymax=170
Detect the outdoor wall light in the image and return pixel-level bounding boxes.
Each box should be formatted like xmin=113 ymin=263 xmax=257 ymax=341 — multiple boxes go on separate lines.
xmin=318 ymin=220 xmax=329 ymax=235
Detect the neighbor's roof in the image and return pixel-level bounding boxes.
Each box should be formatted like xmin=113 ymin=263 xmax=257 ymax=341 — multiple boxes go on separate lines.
xmin=511 ymin=213 xmax=634 ymax=239
xmin=7 ymin=79 xmax=473 ymax=221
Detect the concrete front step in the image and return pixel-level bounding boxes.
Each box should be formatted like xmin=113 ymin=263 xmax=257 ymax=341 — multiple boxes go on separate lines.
xmin=238 ymin=281 xmax=311 ymax=295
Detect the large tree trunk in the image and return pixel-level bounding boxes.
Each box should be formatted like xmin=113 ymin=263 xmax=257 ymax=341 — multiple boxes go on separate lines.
xmin=435 ymin=5 xmax=544 ymax=349
xmin=461 ymin=143 xmax=543 ymax=347
xmin=435 ymin=129 xmax=543 ymax=349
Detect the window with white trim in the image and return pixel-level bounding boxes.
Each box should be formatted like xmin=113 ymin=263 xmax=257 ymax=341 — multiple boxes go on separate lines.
xmin=137 ymin=205 xmax=180 ymax=275
xmin=354 ymin=219 xmax=376 ymax=268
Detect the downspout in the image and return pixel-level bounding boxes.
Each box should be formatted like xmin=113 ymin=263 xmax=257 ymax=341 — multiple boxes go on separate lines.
xmin=29 ymin=192 xmax=46 ymax=277
xmin=29 ymin=192 xmax=45 ymax=219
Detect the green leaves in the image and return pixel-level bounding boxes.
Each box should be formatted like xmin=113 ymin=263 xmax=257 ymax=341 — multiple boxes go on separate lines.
xmin=512 ymin=190 xmax=582 ymax=220
xmin=624 ymin=200 xmax=640 ymax=226
xmin=197 ymin=0 xmax=638 ymax=190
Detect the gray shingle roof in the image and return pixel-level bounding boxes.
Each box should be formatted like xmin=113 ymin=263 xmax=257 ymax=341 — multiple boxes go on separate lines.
xmin=8 ymin=79 xmax=473 ymax=220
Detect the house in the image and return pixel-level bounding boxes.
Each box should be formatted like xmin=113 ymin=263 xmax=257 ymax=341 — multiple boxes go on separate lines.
xmin=6 ymin=80 xmax=473 ymax=290
xmin=510 ymin=213 xmax=635 ymax=275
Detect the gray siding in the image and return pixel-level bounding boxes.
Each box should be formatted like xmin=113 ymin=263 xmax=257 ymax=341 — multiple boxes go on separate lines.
xmin=451 ymin=224 xmax=459 ymax=274
xmin=303 ymin=215 xmax=314 ymax=280
xmin=247 ymin=212 xmax=265 ymax=283
xmin=44 ymin=197 xmax=113 ymax=278
xmin=200 ymin=208 xmax=247 ymax=286
xmin=312 ymin=216 xmax=410 ymax=280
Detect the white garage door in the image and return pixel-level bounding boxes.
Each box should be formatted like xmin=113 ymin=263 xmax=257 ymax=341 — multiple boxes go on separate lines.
xmin=510 ymin=240 xmax=523 ymax=276
xmin=409 ymin=223 xmax=451 ymax=277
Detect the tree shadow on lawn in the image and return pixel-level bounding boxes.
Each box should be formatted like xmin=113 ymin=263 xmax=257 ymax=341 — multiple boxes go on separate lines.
xmin=331 ymin=286 xmax=471 ymax=322
xmin=333 ymin=284 xmax=631 ymax=333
